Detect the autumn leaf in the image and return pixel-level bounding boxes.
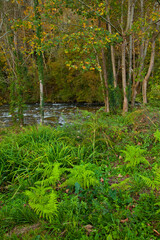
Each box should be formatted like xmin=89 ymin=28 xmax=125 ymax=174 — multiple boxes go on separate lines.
xmin=120 ymin=218 xmax=129 ymax=223
xmin=100 ymin=177 xmax=104 ymax=183
xmin=84 ymin=224 xmax=93 ymax=233
xmin=153 ymin=229 xmax=160 ymax=236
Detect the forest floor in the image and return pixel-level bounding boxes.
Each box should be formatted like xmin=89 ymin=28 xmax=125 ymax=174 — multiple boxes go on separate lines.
xmin=0 ymin=106 xmax=160 ymax=240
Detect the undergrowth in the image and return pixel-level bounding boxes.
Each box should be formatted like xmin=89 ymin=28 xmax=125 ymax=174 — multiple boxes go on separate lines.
xmin=0 ymin=107 xmax=160 ymax=239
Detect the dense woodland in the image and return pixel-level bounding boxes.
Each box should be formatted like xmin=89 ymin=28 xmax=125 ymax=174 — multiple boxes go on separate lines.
xmin=0 ymin=0 xmax=160 ymax=123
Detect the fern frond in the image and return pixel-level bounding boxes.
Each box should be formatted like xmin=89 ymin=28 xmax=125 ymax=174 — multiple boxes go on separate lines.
xmin=122 ymin=145 xmax=149 ymax=168
xmin=155 ymin=202 xmax=160 ymax=214
xmin=139 ymin=175 xmax=156 ymax=190
xmin=111 ymin=178 xmax=131 ymax=191
xmin=154 ymin=130 xmax=160 ymax=142
xmin=35 ymin=162 xmax=63 ymax=187
xmin=62 ymin=164 xmax=99 ymax=189
xmin=25 ymin=185 xmax=57 ymax=222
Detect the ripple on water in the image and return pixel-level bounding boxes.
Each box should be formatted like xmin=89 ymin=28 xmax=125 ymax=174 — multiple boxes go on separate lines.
xmin=0 ymin=103 xmax=101 ymax=127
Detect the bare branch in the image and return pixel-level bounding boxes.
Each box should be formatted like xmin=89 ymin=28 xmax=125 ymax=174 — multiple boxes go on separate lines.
xmin=0 ymin=31 xmax=11 ymax=39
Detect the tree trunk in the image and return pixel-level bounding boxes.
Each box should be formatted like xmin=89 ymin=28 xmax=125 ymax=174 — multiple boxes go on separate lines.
xmin=122 ymin=38 xmax=128 ymax=113
xmin=142 ymin=39 xmax=156 ymax=104
xmin=95 ymin=51 xmax=106 ymax=104
xmin=131 ymin=36 xmax=136 ymax=108
xmin=105 ymin=0 xmax=117 ymax=88
xmin=128 ymin=0 xmax=136 ymax=102
xmin=102 ymin=48 xmax=110 ymax=112
xmin=33 ymin=0 xmax=44 ymax=124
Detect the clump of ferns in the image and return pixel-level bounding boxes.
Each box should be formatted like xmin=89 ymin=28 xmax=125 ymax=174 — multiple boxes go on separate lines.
xmin=25 ymin=162 xmax=64 ymax=223
xmin=121 ymin=145 xmax=150 ymax=173
xmin=139 ymin=164 xmax=160 ymax=214
xmin=110 ymin=145 xmax=150 ymax=190
xmin=61 ymin=163 xmax=99 ymax=190
xmin=111 ymin=164 xmax=160 ymax=214
xmin=25 ymin=162 xmax=99 ymax=222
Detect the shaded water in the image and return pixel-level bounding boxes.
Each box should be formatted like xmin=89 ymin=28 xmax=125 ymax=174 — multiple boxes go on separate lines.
xmin=0 ymin=103 xmax=101 ymax=127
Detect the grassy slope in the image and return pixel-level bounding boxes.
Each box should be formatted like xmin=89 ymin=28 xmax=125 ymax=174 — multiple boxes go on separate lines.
xmin=0 ymin=107 xmax=160 ymax=240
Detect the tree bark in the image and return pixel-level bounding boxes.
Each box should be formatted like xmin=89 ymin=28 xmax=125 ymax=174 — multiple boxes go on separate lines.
xmin=142 ymin=39 xmax=156 ymax=104
xmin=105 ymin=0 xmax=117 ymax=88
xmin=33 ymin=0 xmax=44 ymax=124
xmin=122 ymin=38 xmax=128 ymax=113
xmin=95 ymin=51 xmax=106 ymax=105
xmin=102 ymin=48 xmax=110 ymax=112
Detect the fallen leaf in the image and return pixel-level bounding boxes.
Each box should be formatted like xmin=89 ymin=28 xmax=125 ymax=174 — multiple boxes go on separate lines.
xmin=118 ymin=174 xmax=123 ymax=178
xmin=153 ymin=229 xmax=160 ymax=236
xmin=120 ymin=218 xmax=129 ymax=223
xmin=100 ymin=177 xmax=104 ymax=183
xmin=65 ymin=189 xmax=69 ymax=193
xmin=84 ymin=224 xmax=93 ymax=232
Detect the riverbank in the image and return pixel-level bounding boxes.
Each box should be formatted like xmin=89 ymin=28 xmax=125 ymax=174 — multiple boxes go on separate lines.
xmin=0 ymin=107 xmax=160 ymax=239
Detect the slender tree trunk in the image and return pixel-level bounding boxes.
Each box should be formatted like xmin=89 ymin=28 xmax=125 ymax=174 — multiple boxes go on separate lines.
xmin=121 ymin=0 xmax=128 ymax=113
xmin=131 ymin=0 xmax=145 ymax=107
xmin=122 ymin=38 xmax=128 ymax=113
xmin=105 ymin=0 xmax=117 ymax=88
xmin=33 ymin=0 xmax=44 ymax=124
xmin=131 ymin=36 xmax=136 ymax=108
xmin=102 ymin=48 xmax=109 ymax=112
xmin=142 ymin=39 xmax=156 ymax=104
xmin=95 ymin=51 xmax=106 ymax=104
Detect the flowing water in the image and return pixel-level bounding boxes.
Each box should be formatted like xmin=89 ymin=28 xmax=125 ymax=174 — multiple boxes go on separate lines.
xmin=0 ymin=103 xmax=101 ymax=127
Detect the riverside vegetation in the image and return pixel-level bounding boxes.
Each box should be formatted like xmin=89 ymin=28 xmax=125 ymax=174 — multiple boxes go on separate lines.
xmin=0 ymin=107 xmax=160 ymax=240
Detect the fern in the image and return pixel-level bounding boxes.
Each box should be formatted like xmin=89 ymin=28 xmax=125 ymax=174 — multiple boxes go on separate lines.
xmin=122 ymin=145 xmax=149 ymax=168
xmin=154 ymin=130 xmax=160 ymax=142
xmin=155 ymin=202 xmax=160 ymax=214
xmin=25 ymin=162 xmax=63 ymax=222
xmin=62 ymin=164 xmax=99 ymax=189
xmin=35 ymin=162 xmax=63 ymax=186
xmin=139 ymin=175 xmax=156 ymax=190
xmin=25 ymin=185 xmax=57 ymax=222
xmin=111 ymin=178 xmax=131 ymax=190
xmin=139 ymin=164 xmax=160 ymax=191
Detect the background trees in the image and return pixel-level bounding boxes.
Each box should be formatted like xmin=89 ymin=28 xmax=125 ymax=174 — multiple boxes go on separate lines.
xmin=0 ymin=0 xmax=159 ymax=121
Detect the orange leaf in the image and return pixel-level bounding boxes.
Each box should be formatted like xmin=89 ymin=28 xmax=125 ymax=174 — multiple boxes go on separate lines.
xmin=100 ymin=177 xmax=104 ymax=183
xmin=153 ymin=229 xmax=160 ymax=236
xmin=120 ymin=218 xmax=129 ymax=223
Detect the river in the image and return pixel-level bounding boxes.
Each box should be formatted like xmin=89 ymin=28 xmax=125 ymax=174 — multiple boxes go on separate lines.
xmin=0 ymin=103 xmax=101 ymax=127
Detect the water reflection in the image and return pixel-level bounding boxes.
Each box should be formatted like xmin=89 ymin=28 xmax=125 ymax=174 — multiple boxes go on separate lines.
xmin=0 ymin=103 xmax=101 ymax=127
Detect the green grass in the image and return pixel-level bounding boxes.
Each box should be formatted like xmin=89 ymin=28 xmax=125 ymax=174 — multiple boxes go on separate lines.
xmin=0 ymin=107 xmax=160 ymax=239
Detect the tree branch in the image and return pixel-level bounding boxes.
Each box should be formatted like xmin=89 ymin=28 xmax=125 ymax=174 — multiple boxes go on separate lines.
xmin=0 ymin=31 xmax=11 ymax=39
xmin=77 ymin=0 xmax=122 ymax=36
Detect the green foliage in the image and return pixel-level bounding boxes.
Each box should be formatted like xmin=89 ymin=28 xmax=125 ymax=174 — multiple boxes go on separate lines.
xmin=148 ymin=83 xmax=160 ymax=107
xmin=35 ymin=162 xmax=63 ymax=186
xmin=25 ymin=162 xmax=63 ymax=222
xmin=111 ymin=178 xmax=131 ymax=191
xmin=62 ymin=163 xmax=99 ymax=189
xmin=154 ymin=129 xmax=160 ymax=142
xmin=0 ymin=194 xmax=38 ymax=235
xmin=25 ymin=186 xmax=58 ymax=223
xmin=122 ymin=145 xmax=150 ymax=168
xmin=139 ymin=164 xmax=160 ymax=191
xmin=0 ymin=109 xmax=160 ymax=239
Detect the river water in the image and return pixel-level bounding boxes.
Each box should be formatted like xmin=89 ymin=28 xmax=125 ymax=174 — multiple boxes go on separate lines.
xmin=0 ymin=103 xmax=101 ymax=127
